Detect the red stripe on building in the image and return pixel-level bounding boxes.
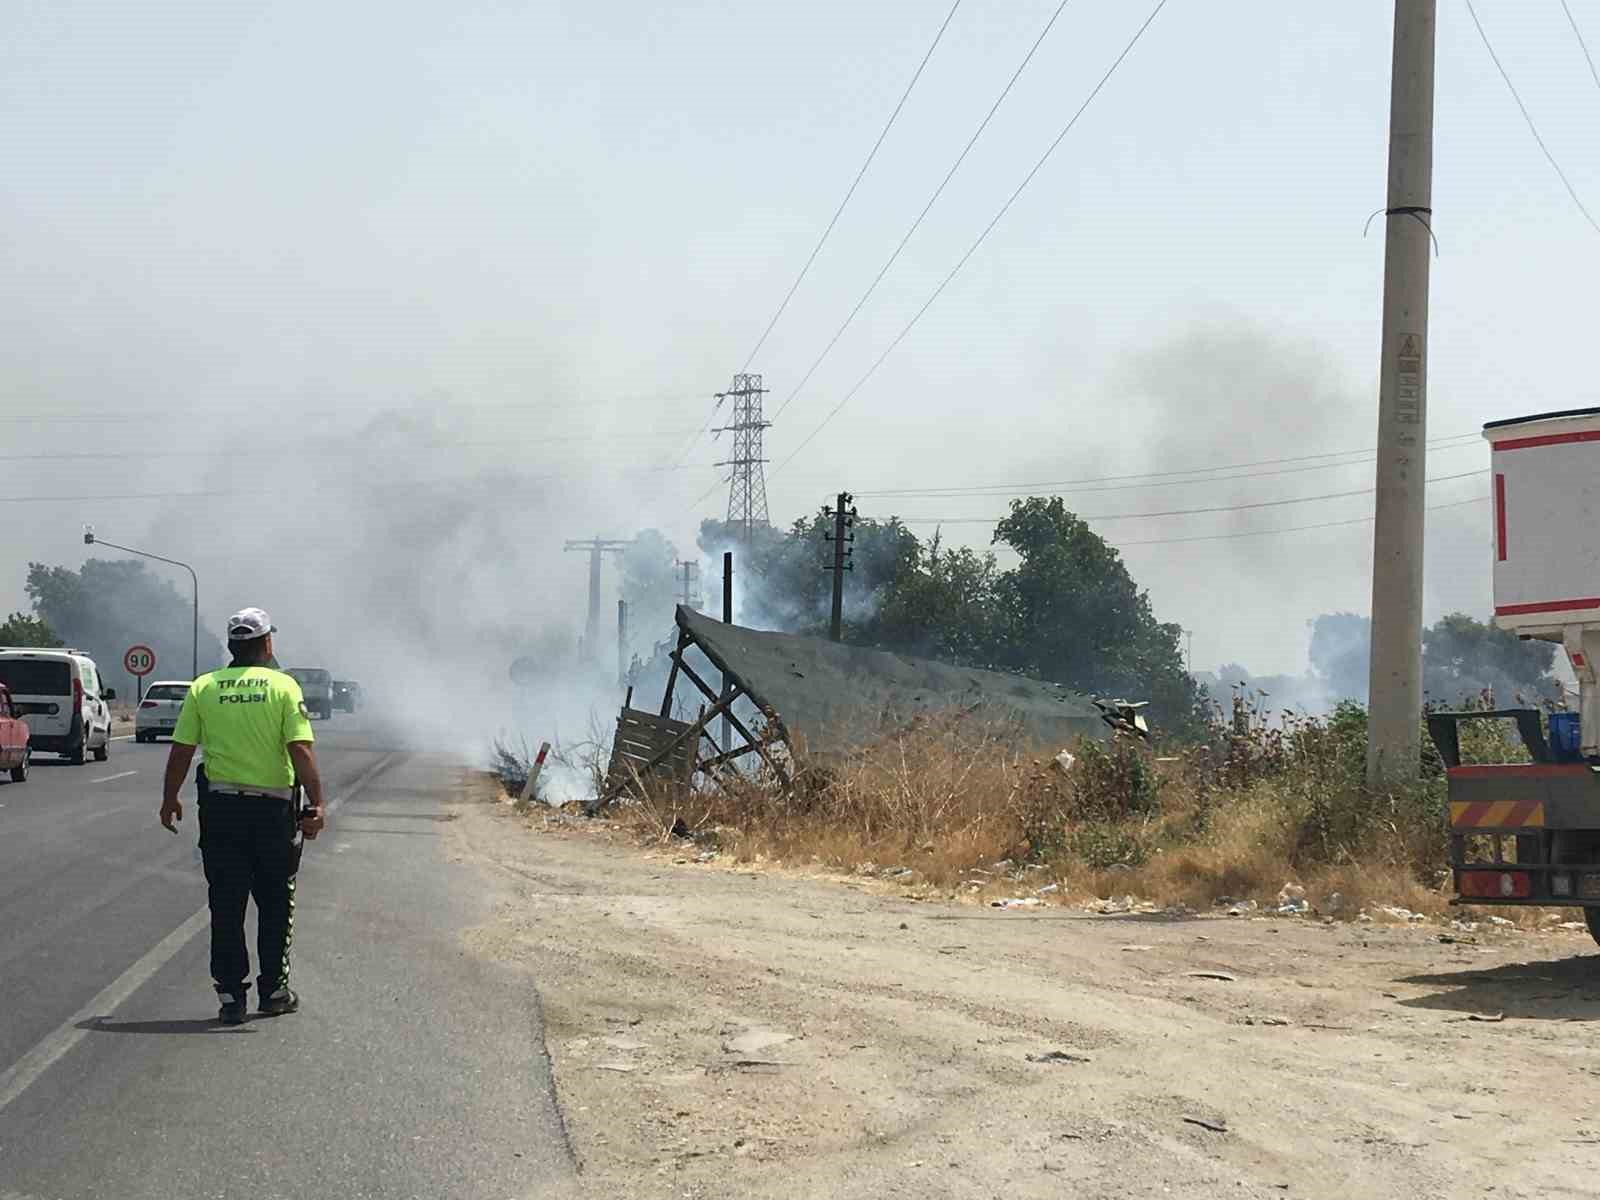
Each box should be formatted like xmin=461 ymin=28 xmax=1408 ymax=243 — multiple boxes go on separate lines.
xmin=1449 ymin=764 xmax=1590 ymax=780
xmin=1491 ymin=429 xmax=1600 ymax=451
xmin=1494 ymin=597 xmax=1600 ymax=616
xmin=1494 ymin=473 xmax=1507 ymax=562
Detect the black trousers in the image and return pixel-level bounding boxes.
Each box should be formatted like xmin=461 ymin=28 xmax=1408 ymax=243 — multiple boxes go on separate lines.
xmin=196 ymin=768 xmax=303 ymax=997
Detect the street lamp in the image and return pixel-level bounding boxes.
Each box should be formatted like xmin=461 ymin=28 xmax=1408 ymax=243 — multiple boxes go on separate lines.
xmin=83 ymin=526 xmax=199 ymax=680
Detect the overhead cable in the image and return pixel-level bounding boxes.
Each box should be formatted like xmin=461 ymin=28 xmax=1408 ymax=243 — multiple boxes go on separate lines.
xmin=771 ymin=0 xmax=1172 ymax=479
xmin=1562 ymin=0 xmax=1600 ymax=95
xmin=1107 ymin=494 xmax=1489 ymax=549
xmin=852 ymin=432 xmax=1483 ymax=500
xmin=769 ymin=0 xmax=1078 ymax=423
xmin=1466 ymin=0 xmax=1600 ymax=235
xmin=675 ymin=0 xmax=964 ymax=472
xmin=887 ymin=467 xmax=1487 ymax=524
xmin=741 ymin=0 xmax=964 ymax=372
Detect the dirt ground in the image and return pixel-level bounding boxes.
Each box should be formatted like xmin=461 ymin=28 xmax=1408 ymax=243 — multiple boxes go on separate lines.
xmin=447 ymin=783 xmax=1600 ymax=1200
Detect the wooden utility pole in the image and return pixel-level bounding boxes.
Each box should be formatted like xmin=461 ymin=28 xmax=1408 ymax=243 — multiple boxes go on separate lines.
xmin=823 ymin=492 xmax=856 ymax=642
xmin=721 ymin=551 xmax=733 ymax=752
xmin=1366 ymin=0 xmax=1436 ymax=785
xmin=563 ymin=536 xmax=629 ymax=661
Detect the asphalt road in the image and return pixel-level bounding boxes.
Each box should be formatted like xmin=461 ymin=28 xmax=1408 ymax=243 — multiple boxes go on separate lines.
xmin=0 ymin=718 xmax=575 ymax=1199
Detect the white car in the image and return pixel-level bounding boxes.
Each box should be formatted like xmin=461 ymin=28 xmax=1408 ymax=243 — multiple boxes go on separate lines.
xmin=0 ymin=648 xmax=116 ymax=764
xmin=134 ymin=680 xmax=192 ymax=743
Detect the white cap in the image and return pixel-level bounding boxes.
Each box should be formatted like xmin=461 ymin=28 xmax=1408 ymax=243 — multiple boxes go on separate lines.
xmin=226 ymin=607 xmax=275 ymax=640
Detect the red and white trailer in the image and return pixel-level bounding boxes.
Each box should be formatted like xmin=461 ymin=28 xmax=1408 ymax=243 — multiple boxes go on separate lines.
xmin=1431 ymin=408 xmax=1600 ymax=942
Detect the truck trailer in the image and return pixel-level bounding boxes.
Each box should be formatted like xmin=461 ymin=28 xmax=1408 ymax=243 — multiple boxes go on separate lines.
xmin=1430 ymin=407 xmax=1600 ymax=945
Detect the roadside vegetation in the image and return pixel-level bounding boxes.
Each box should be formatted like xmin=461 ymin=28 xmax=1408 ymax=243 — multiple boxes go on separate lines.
xmin=512 ymin=691 xmax=1549 ymax=924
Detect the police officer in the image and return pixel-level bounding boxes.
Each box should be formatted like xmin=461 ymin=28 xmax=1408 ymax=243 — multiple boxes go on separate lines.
xmin=160 ymin=606 xmax=326 ymax=1025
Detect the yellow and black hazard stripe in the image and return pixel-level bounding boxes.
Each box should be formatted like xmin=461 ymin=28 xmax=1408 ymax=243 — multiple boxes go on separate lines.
xmin=1448 ymin=799 xmax=1545 ymax=829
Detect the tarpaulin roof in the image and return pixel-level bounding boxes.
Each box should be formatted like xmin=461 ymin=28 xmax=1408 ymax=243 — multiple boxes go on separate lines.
xmin=675 ymin=606 xmax=1109 ymax=754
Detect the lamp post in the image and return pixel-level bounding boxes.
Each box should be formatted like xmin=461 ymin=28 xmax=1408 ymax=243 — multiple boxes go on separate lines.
xmin=83 ymin=526 xmax=199 ymax=680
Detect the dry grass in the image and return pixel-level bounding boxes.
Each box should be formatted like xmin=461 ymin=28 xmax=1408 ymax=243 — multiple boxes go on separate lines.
xmin=515 ymin=695 xmax=1569 ymax=927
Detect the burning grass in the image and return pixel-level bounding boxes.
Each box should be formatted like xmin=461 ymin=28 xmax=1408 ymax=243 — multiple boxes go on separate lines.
xmin=519 ymin=693 xmax=1555 ymax=924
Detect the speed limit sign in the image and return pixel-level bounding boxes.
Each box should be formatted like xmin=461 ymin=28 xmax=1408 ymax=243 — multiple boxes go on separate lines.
xmin=124 ymin=645 xmax=156 ymax=677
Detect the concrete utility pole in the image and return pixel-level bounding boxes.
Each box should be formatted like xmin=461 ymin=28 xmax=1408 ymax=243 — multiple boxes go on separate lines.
xmin=563 ymin=537 xmax=629 ymax=661
xmin=617 ymin=599 xmax=628 ymax=688
xmin=675 ymin=559 xmax=702 ymax=611
xmin=1366 ymin=0 xmax=1436 ymax=787
xmin=823 ymin=493 xmax=856 ymax=643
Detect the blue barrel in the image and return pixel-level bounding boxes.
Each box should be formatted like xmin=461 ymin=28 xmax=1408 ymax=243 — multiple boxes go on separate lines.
xmin=1548 ymin=711 xmax=1582 ymax=761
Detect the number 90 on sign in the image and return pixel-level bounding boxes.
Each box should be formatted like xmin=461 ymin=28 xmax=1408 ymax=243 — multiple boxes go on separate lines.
xmin=124 ymin=645 xmax=156 ymax=677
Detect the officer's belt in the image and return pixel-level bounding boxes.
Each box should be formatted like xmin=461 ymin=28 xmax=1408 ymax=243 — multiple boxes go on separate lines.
xmin=207 ymin=782 xmax=294 ymax=800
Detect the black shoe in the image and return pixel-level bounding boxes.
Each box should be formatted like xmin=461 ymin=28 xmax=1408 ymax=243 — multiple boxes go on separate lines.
xmin=218 ymin=992 xmax=248 ymax=1025
xmin=258 ymin=987 xmax=299 ymax=1017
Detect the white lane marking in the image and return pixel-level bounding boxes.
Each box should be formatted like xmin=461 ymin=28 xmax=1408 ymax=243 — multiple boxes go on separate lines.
xmin=0 ymin=750 xmax=401 ymax=1115
xmin=91 ymin=770 xmax=138 ymax=784
xmin=0 ymin=907 xmax=210 ymax=1112
xmin=110 ymin=734 xmax=136 ymax=742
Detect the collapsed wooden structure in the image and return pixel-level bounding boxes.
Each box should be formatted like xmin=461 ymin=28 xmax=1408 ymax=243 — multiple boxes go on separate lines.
xmin=600 ymin=606 xmax=1124 ymax=806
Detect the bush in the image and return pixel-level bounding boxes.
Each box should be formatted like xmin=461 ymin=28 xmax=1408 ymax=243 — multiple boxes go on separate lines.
xmin=1069 ymin=822 xmax=1149 ymax=869
xmin=590 ymin=695 xmax=1559 ymax=915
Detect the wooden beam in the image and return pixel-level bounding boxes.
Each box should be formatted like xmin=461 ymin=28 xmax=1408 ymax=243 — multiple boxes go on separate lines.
xmin=670 ymin=650 xmax=790 ymax=789
xmin=673 ymin=613 xmax=791 ymax=745
xmin=659 ymin=629 xmax=689 ymax=718
xmin=671 ymin=652 xmax=760 ymax=747
xmin=699 ymin=742 xmax=762 ymax=771
xmin=618 ymin=688 xmax=742 ymax=794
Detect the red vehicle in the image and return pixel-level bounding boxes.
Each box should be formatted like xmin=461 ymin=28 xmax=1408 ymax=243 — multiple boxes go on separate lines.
xmin=0 ymin=682 xmax=32 ymax=783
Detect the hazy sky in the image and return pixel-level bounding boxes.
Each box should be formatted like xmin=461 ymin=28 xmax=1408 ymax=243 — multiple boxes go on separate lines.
xmin=4 ymin=0 xmax=1598 ymax=684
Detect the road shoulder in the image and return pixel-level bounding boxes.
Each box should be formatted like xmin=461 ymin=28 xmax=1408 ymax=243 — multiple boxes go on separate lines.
xmin=454 ymin=782 xmax=1600 ymax=1200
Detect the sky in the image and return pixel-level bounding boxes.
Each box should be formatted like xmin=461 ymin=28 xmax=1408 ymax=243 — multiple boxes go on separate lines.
xmin=3 ymin=0 xmax=1599 ymax=701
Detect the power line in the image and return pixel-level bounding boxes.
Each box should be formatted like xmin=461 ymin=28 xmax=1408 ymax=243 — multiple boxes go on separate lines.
xmin=740 ymin=0 xmax=963 ymax=373
xmin=674 ymin=1 xmax=963 ymax=475
xmin=852 ymin=432 xmax=1483 ymax=500
xmin=886 ymin=467 xmax=1487 ymax=525
xmin=1466 ymin=0 xmax=1600 ymax=235
xmin=772 ymin=0 xmax=1171 ymax=479
xmin=670 ymin=394 xmax=729 ymax=469
xmin=0 ymin=429 xmax=701 ymax=463
xmin=1107 ymin=495 xmax=1489 ymax=549
xmin=769 ymin=0 xmax=1077 ymax=423
xmin=0 ymin=396 xmax=699 ymax=424
xmin=0 ymin=461 xmax=719 ymax=505
xmin=1562 ymin=0 xmax=1600 ymax=94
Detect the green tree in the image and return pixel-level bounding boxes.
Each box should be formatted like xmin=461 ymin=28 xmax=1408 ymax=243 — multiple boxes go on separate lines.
xmin=861 ymin=533 xmax=1001 ymax=665
xmin=25 ymin=559 xmax=222 ymax=678
xmin=1306 ymin=611 xmax=1559 ymax=706
xmin=987 ymin=498 xmax=1201 ymax=734
xmin=695 ymin=499 xmax=1200 ymax=736
xmin=0 ymin=612 xmax=62 ymax=647
xmin=699 ymin=513 xmax=918 ymax=636
xmin=1422 ymin=611 xmax=1558 ymax=706
xmin=619 ymin=529 xmax=679 ymax=649
xmin=1309 ymin=612 xmax=1371 ymax=701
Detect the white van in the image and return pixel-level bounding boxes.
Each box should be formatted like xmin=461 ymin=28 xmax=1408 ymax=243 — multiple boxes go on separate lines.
xmin=0 ymin=648 xmax=116 ymax=764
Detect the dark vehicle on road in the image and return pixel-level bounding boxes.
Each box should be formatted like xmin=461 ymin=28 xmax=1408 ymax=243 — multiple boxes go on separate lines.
xmin=0 ymin=682 xmax=32 ymax=782
xmin=332 ymin=680 xmax=362 ymax=713
xmin=286 ymin=667 xmax=335 ymax=720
